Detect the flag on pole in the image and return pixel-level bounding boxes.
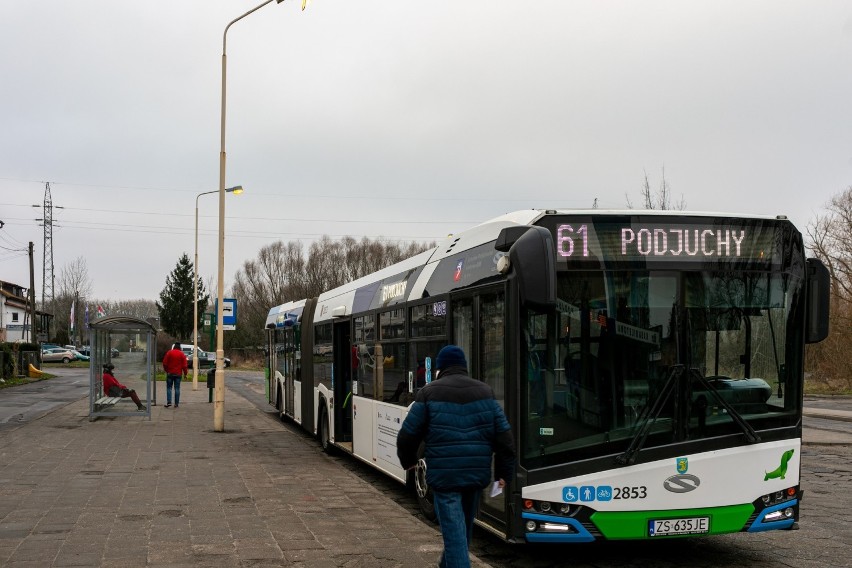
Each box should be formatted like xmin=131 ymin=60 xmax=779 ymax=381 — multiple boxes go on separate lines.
xmin=70 ymin=301 xmax=75 ymax=333
xmin=97 ymin=305 xmax=106 ymax=318
xmin=85 ymin=304 xmax=89 ymax=326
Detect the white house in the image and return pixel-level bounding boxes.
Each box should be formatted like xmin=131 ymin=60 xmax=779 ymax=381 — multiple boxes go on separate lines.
xmin=0 ymin=279 xmax=51 ymax=343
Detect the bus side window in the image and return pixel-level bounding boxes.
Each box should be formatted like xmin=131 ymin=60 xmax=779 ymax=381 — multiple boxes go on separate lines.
xmin=354 ymin=314 xmax=376 ymax=398
xmin=356 ymin=343 xmax=374 ymax=398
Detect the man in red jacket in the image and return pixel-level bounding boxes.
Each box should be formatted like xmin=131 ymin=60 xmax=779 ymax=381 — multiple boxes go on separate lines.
xmin=162 ymin=342 xmax=188 ymax=408
xmin=102 ymin=364 xmax=146 ymax=410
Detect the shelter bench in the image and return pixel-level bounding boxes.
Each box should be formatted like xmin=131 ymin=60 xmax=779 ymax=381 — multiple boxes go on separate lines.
xmin=94 ymin=396 xmax=123 ymax=409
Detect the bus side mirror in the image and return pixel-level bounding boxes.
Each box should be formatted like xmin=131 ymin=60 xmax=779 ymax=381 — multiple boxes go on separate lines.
xmin=500 ymin=226 xmax=556 ymax=309
xmin=806 ymin=257 xmax=830 ymax=344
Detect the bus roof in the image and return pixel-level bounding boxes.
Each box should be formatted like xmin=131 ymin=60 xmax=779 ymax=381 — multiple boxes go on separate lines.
xmin=265 ymin=209 xmax=795 ymax=327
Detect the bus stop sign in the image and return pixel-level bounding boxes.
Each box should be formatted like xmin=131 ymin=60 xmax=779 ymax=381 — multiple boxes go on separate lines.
xmin=216 ymin=298 xmax=237 ymax=331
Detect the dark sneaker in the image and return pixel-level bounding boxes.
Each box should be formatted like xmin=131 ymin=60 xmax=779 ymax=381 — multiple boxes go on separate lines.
xmin=174 ymin=405 xmax=179 ymax=409
xmin=137 ymin=406 xmax=146 ymax=411
xmin=164 ymin=404 xmax=171 ymax=408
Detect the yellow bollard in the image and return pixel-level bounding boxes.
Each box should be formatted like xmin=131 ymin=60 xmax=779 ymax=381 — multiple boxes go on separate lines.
xmin=28 ymin=364 xmax=45 ymax=378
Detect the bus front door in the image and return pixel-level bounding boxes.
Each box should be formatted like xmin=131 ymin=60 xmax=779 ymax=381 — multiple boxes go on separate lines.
xmin=452 ymin=287 xmax=510 ymax=532
xmin=333 ymin=320 xmax=353 ymax=445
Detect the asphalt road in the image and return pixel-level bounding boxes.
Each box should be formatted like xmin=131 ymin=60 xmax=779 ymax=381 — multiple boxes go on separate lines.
xmin=0 ymin=367 xmax=91 ymax=430
xmin=2 ymin=366 xmax=851 ymax=567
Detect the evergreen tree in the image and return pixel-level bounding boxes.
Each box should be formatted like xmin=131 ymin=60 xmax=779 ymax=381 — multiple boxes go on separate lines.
xmin=157 ymin=254 xmax=209 ymax=340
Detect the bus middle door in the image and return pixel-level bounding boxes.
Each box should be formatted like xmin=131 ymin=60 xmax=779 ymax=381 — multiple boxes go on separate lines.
xmin=283 ymin=327 xmax=296 ymax=418
xmin=333 ymin=319 xmax=353 ymax=445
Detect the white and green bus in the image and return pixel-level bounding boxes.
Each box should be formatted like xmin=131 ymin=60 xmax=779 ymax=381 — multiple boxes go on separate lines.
xmin=265 ymin=209 xmax=829 ymax=543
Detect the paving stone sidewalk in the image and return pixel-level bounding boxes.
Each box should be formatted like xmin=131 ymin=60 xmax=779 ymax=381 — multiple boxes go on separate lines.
xmin=0 ymin=386 xmax=489 ymax=567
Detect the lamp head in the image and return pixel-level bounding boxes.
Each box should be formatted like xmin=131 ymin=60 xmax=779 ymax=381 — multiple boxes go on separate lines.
xmin=226 ymin=185 xmax=244 ymax=195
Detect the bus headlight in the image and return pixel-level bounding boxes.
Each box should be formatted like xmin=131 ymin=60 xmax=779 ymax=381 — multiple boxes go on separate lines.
xmin=526 ymin=520 xmax=537 ymax=532
xmin=763 ymin=510 xmax=784 ymax=522
xmin=763 ymin=507 xmax=797 ymax=523
xmin=538 ymin=522 xmax=572 ymax=532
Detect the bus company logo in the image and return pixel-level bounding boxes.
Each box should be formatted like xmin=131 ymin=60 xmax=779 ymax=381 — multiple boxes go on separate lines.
xmin=663 ymin=474 xmax=701 ymax=493
xmin=453 ymin=260 xmax=464 ymax=282
xmin=676 ymin=457 xmax=689 ymax=474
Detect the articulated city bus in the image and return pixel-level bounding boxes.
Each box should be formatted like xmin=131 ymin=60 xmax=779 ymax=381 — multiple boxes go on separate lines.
xmin=264 ymin=209 xmax=830 ymax=543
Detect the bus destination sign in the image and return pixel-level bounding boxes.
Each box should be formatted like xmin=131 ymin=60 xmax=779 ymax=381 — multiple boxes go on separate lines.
xmin=555 ymin=222 xmax=779 ymax=265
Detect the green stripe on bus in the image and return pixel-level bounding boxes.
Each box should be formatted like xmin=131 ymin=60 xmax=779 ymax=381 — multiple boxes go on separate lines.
xmin=591 ymin=504 xmax=755 ymax=539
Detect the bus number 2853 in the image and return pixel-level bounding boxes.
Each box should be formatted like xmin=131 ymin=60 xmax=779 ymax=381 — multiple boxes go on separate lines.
xmin=613 ymin=486 xmax=647 ymax=499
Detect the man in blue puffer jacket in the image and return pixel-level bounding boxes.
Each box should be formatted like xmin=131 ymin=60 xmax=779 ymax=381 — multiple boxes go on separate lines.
xmin=397 ymin=345 xmax=515 ymax=568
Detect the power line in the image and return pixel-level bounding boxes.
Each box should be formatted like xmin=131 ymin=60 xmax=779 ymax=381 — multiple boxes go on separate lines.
xmin=0 ymin=251 xmax=27 ymax=262
xmin=0 ymin=234 xmax=27 ymax=250
xmin=0 ymin=202 xmax=475 ymax=225
xmin=0 ymin=176 xmax=593 ymax=204
xmin=50 ymin=221 xmax=440 ymax=242
xmin=1 ymin=210 xmax=457 ymax=240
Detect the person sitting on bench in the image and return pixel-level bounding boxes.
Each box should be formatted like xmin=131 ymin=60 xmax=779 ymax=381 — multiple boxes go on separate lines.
xmin=102 ymin=364 xmax=146 ymax=411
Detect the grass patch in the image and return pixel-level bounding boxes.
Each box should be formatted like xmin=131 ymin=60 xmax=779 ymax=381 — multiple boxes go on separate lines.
xmin=804 ymin=384 xmax=852 ymax=396
xmin=148 ymin=371 xmax=214 ymax=383
xmin=41 ymin=361 xmax=90 ymax=369
xmin=0 ymin=374 xmax=57 ymax=389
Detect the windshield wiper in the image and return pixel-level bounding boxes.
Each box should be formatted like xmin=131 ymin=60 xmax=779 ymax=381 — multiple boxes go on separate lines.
xmin=690 ymin=369 xmax=761 ymax=444
xmin=615 ymin=365 xmax=684 ymax=467
xmin=615 ymin=362 xmax=763 ymax=468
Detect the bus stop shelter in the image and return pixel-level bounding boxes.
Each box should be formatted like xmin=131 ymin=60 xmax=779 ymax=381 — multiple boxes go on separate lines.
xmin=88 ymin=315 xmax=157 ymax=421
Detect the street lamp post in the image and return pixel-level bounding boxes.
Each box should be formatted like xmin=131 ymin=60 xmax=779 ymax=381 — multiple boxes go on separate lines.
xmin=215 ymin=0 xmax=284 ymax=432
xmin=194 ymin=186 xmax=243 ymax=391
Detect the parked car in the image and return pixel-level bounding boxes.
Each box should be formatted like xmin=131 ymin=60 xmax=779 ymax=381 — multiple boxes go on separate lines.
xmin=41 ymin=348 xmax=75 ymax=363
xmin=69 ymin=350 xmax=90 ymax=362
xmin=179 ymin=344 xmax=230 ymax=369
xmin=76 ymin=346 xmax=119 ymax=358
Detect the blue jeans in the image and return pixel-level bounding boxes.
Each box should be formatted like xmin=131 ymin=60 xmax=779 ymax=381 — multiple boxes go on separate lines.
xmin=433 ymin=488 xmax=481 ymax=568
xmin=166 ymin=374 xmax=182 ymax=405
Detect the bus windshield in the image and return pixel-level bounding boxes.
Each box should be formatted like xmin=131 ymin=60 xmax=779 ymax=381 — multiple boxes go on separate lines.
xmin=520 ymin=269 xmax=804 ymax=468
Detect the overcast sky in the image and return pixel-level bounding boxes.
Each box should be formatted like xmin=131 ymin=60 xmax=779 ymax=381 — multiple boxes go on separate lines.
xmin=1 ymin=1 xmax=851 ymax=304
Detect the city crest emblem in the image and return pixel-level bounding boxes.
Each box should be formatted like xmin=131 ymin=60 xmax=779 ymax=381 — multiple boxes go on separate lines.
xmin=676 ymin=457 xmax=688 ymax=474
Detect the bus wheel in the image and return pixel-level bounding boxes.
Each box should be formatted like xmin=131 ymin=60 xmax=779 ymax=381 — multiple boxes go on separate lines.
xmin=318 ymin=406 xmax=332 ymax=454
xmin=414 ymin=445 xmax=436 ymax=522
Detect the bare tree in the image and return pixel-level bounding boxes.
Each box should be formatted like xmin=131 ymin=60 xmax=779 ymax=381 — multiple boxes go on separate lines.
xmin=228 ymin=236 xmax=435 ymax=349
xmin=99 ymin=299 xmax=159 ymax=320
xmin=230 ymin=241 xmax=308 ymax=348
xmin=626 ymin=167 xmax=686 ymax=210
xmin=305 ymin=236 xmax=348 ymax=297
xmin=805 ymin=185 xmax=852 ymax=392
xmin=807 ymin=188 xmax=852 ymax=302
xmin=50 ymin=257 xmax=93 ymax=344
xmin=57 ymin=257 xmax=93 ymax=299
